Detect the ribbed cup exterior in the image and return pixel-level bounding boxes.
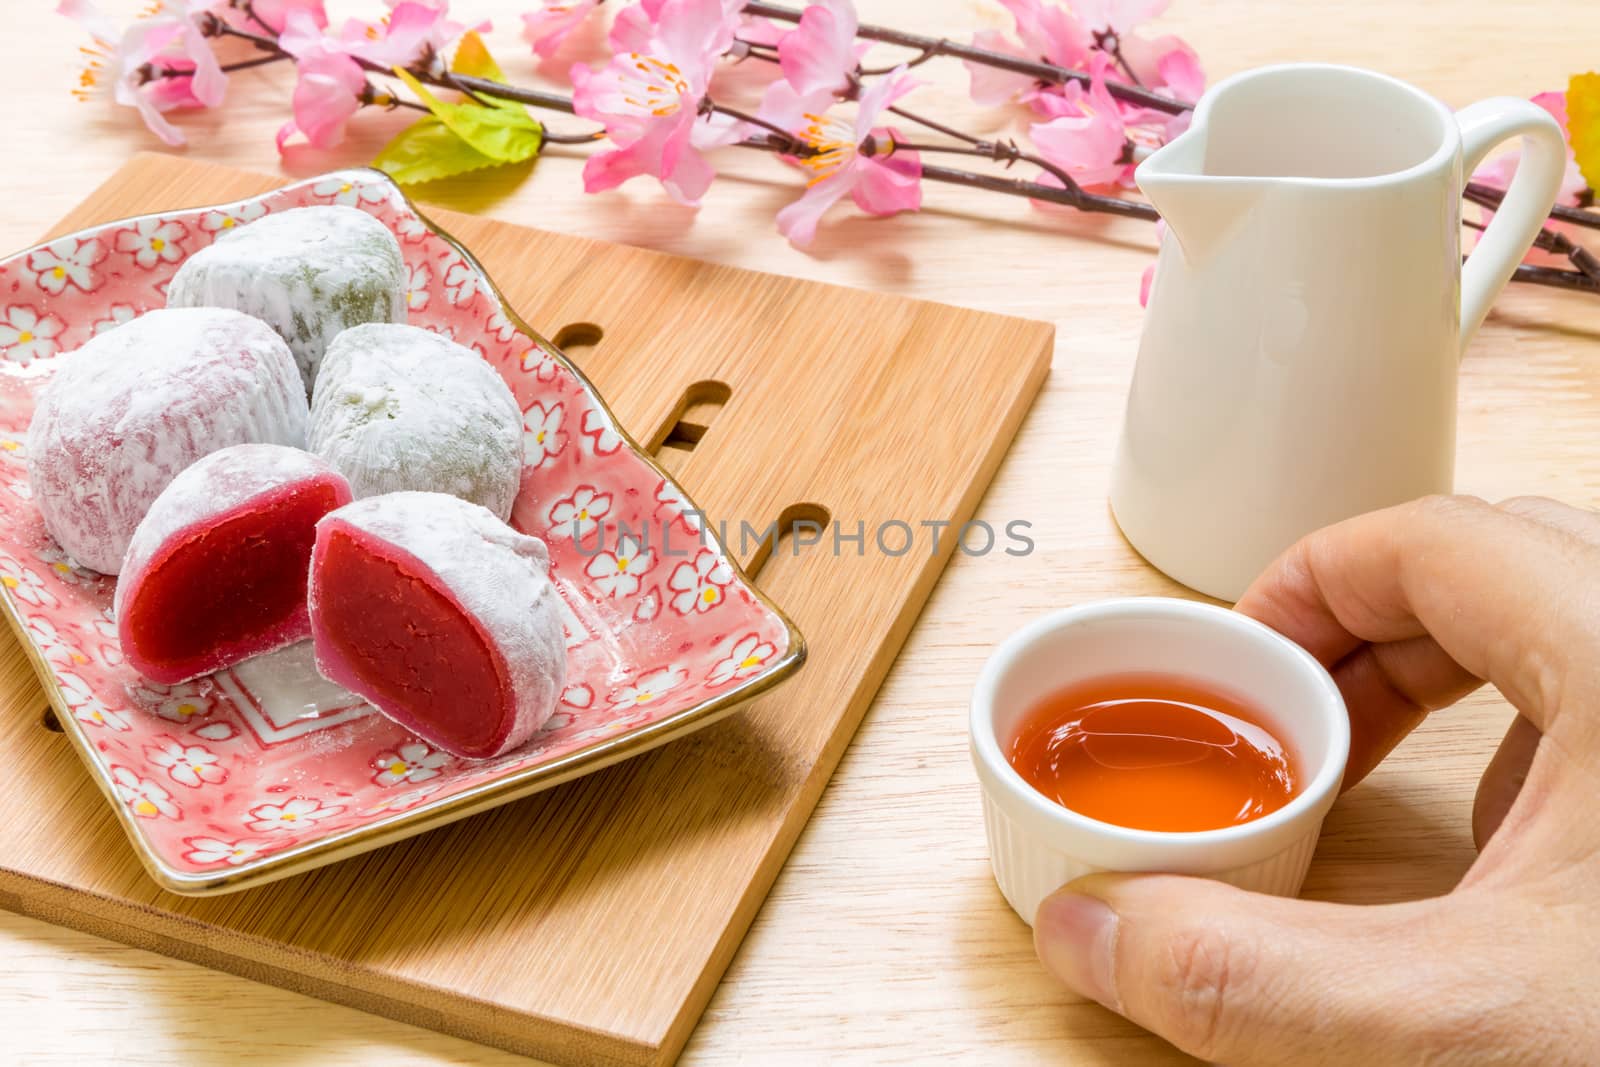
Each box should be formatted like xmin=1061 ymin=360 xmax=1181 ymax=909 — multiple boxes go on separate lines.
xmin=981 ymin=792 xmax=1322 ymax=925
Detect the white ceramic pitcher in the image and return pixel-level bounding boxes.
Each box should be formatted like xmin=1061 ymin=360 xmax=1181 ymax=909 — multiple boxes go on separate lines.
xmin=1110 ymin=64 xmax=1568 ymax=602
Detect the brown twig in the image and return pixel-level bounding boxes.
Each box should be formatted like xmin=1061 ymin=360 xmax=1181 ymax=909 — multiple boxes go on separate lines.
xmin=740 ymin=0 xmax=1192 ymax=115
xmin=147 ymin=53 xmax=287 ymax=79
xmin=1465 ymin=181 xmax=1600 ymax=232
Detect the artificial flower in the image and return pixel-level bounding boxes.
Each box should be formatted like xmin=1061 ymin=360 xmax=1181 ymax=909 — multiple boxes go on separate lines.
xmin=276 ymin=9 xmax=365 ymax=150
xmin=573 ymin=0 xmax=746 ymax=205
xmin=608 ymin=0 xmax=741 ymax=57
xmin=1072 ymin=0 xmax=1202 ymax=102
xmin=522 ymin=0 xmax=600 ymax=59
xmin=339 ymin=1 xmax=477 ymax=74
xmin=1072 ymin=0 xmax=1168 ymax=30
xmin=777 ymin=0 xmax=870 ymax=99
xmin=763 ymin=65 xmax=922 ymax=247
xmin=964 ymin=0 xmax=1091 ymax=109
xmin=1029 ymin=52 xmax=1131 ymax=190
xmin=216 ymin=0 xmax=327 ymax=33
xmin=60 ymin=0 xmax=227 ymax=146
xmin=1124 ymin=36 xmax=1204 ymax=102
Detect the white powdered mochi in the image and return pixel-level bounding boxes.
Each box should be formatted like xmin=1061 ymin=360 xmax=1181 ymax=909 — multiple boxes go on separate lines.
xmin=309 ymin=323 xmax=523 ymax=519
xmin=27 ymin=308 xmax=309 ymax=574
xmin=166 ymin=205 xmax=406 ymax=392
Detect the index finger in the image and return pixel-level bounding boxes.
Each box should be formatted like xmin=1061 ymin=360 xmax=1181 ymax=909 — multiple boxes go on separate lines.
xmin=1235 ymin=494 xmax=1593 ymax=734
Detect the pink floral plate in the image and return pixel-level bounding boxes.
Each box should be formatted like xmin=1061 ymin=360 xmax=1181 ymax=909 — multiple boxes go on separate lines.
xmin=0 ymin=168 xmax=805 ymax=895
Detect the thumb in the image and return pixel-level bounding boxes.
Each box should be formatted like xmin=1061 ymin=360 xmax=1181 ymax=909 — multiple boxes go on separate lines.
xmin=1035 ymin=874 xmax=1483 ymax=1065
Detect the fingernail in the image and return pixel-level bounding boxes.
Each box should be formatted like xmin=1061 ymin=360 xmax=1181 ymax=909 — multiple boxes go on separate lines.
xmin=1034 ymin=891 xmax=1120 ymax=1012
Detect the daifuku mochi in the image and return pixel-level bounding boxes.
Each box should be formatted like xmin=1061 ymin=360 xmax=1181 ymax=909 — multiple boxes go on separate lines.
xmin=167 ymin=205 xmax=406 ymax=391
xmin=309 ymin=491 xmax=566 ymax=759
xmin=27 ymin=308 xmax=308 ymax=574
xmin=309 ymin=324 xmax=523 ymax=519
xmin=115 ymin=444 xmax=352 ymax=684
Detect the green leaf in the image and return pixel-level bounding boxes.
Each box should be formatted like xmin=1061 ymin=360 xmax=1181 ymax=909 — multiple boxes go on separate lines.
xmin=394 ymin=67 xmax=543 ymax=165
xmin=372 ymin=116 xmax=503 ymax=185
xmin=1570 ymin=72 xmax=1600 ymax=195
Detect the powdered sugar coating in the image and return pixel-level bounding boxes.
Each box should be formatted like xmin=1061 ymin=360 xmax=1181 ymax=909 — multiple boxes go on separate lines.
xmin=167 ymin=205 xmax=406 ymax=391
xmin=309 ymin=491 xmax=566 ymax=758
xmin=115 ymin=444 xmax=353 ymax=683
xmin=27 ymin=308 xmax=309 ymax=574
xmin=309 ymin=324 xmax=522 ymax=519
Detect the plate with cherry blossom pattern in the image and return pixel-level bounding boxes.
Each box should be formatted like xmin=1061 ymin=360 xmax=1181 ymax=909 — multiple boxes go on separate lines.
xmin=0 ymin=168 xmax=805 ymax=895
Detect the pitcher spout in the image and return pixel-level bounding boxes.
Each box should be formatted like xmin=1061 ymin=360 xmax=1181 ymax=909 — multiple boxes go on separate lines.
xmin=1136 ymin=132 xmax=1261 ymax=264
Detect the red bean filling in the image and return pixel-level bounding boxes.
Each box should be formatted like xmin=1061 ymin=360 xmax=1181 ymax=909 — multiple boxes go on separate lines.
xmin=317 ymin=528 xmax=508 ymax=756
xmin=126 ymin=483 xmax=341 ymax=674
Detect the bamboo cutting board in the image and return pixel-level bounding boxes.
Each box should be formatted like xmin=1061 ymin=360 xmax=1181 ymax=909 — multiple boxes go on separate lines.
xmin=0 ymin=154 xmax=1051 ymax=1066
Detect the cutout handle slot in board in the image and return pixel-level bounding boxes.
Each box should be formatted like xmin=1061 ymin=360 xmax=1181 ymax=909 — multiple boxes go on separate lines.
xmin=654 ymin=379 xmax=732 ymax=475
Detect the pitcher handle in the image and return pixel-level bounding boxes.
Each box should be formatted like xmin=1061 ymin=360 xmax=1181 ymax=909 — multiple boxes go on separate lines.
xmin=1454 ymin=98 xmax=1568 ymax=355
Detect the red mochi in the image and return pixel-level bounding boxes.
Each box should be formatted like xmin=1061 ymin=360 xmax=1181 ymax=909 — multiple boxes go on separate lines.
xmin=308 ymin=492 xmax=566 ymax=760
xmin=115 ymin=444 xmax=352 ymax=684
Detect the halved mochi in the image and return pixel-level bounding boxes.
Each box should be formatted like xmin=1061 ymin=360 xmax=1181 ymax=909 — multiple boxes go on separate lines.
xmin=115 ymin=444 xmax=352 ymax=684
xmin=309 ymin=492 xmax=566 ymax=759
xmin=167 ymin=205 xmax=406 ymax=392
xmin=309 ymin=324 xmax=522 ymax=519
xmin=27 ymin=307 xmax=309 ymax=574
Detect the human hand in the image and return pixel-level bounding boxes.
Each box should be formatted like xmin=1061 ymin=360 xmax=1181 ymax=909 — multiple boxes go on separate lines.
xmin=1032 ymin=495 xmax=1600 ymax=1065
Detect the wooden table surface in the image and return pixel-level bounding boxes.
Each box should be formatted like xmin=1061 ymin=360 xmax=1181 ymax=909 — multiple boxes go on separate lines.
xmin=3 ymin=1 xmax=1598 ymax=1063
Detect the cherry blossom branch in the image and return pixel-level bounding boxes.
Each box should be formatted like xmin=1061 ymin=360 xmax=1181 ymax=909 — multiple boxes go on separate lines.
xmin=180 ymin=9 xmax=1599 ymax=296
xmin=740 ymin=0 xmax=1193 ymax=115
xmin=207 ymin=18 xmax=581 ymax=113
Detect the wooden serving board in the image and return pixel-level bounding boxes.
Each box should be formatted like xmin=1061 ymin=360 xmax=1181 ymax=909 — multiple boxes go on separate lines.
xmin=0 ymin=154 xmax=1051 ymax=1066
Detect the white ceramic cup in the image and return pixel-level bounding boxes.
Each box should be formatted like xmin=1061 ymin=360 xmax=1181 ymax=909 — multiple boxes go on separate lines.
xmin=970 ymin=598 xmax=1350 ymax=924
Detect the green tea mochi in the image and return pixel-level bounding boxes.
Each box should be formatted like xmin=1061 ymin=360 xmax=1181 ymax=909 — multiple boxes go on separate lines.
xmin=309 ymin=324 xmax=523 ymax=519
xmin=167 ymin=205 xmax=406 ymax=392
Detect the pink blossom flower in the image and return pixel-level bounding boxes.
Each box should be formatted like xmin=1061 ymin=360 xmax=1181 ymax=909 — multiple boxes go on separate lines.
xmin=1073 ymin=0 xmax=1203 ymax=103
xmin=607 ymin=0 xmax=746 ymax=58
xmin=765 ymin=66 xmax=923 ymax=248
xmin=1073 ymin=0 xmax=1169 ymax=30
xmin=276 ymin=10 xmax=365 ymax=150
xmin=573 ymin=0 xmax=746 ymax=205
xmin=338 ymin=1 xmax=479 ymax=74
xmin=1115 ymin=32 xmax=1203 ymax=102
xmin=217 ymin=0 xmax=327 ymax=33
xmin=521 ymin=0 xmax=600 ymax=59
xmin=777 ymin=0 xmax=870 ymax=99
xmin=60 ymin=0 xmax=226 ymax=147
xmin=1028 ymin=53 xmax=1131 ymax=190
xmin=606 ymin=0 xmax=665 ymax=54
xmin=964 ymin=0 xmax=1091 ymax=109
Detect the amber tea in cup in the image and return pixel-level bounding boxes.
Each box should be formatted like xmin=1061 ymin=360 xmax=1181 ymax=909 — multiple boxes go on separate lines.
xmin=1007 ymin=672 xmax=1299 ymax=833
